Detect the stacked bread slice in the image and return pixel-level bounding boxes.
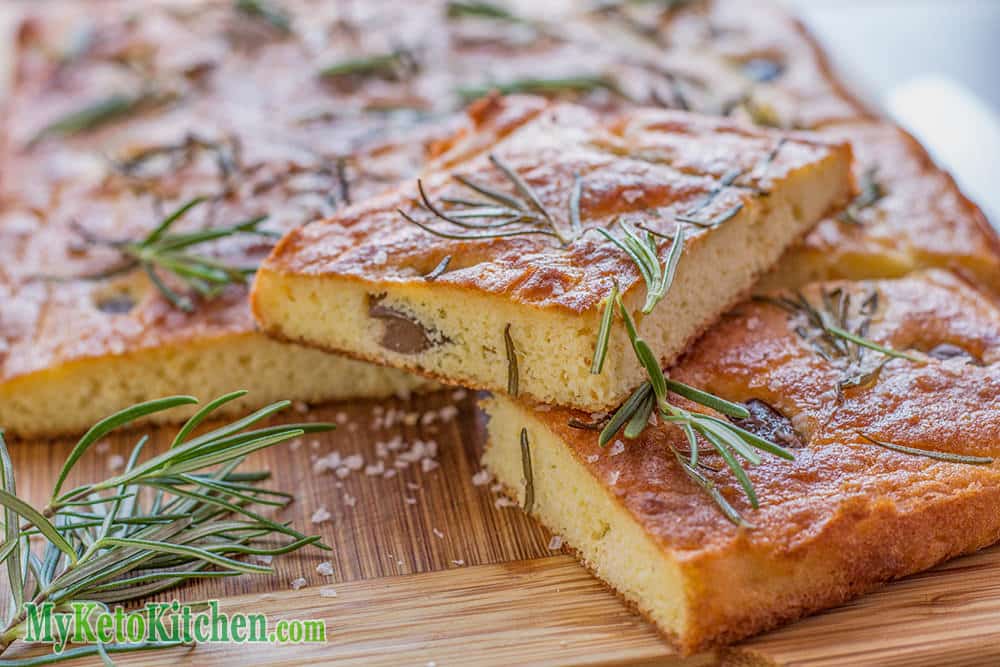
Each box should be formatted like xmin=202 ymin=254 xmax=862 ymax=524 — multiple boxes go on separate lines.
xmin=252 ymin=99 xmax=854 ymax=410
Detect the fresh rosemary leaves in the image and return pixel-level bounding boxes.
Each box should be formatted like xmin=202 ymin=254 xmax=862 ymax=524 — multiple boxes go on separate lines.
xmin=399 ymin=154 xmax=581 ymax=245
xmin=585 ymin=295 xmax=790 ymax=525
xmin=0 ymin=392 xmax=332 ymax=662
xmin=838 ymin=166 xmax=885 ymax=225
xmin=520 ymin=428 xmax=535 ymax=514
xmin=78 ymin=198 xmax=277 ymax=312
xmin=759 ymin=287 xmax=921 ymax=390
xmin=456 ymin=76 xmax=620 ymax=102
xmin=857 ymin=433 xmax=993 ymax=466
xmin=504 ymin=324 xmax=520 ymax=397
xmin=596 ymin=219 xmax=685 ymax=314
xmin=29 ymin=93 xmax=167 ymax=146
xmin=235 ymin=0 xmax=293 ymax=34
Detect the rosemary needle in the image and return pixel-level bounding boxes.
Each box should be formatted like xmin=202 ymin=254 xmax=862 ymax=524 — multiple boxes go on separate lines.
xmin=318 ymin=51 xmax=416 ymax=82
xmin=857 ymin=433 xmax=993 ymax=465
xmin=590 ymin=282 xmax=619 ymax=375
xmin=446 ymin=0 xmax=524 ymax=22
xmin=29 ymin=94 xmax=156 ymax=146
xmin=456 ymin=75 xmax=621 ymax=102
xmin=504 ymin=323 xmax=520 ymax=396
xmin=234 ymin=0 xmax=293 ymax=33
xmin=520 ymin=428 xmax=535 ymax=514
xmin=424 ymin=255 xmax=453 ymax=281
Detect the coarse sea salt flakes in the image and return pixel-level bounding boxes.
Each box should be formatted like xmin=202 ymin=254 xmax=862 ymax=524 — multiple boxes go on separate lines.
xmin=311 ymin=507 xmax=332 ymax=524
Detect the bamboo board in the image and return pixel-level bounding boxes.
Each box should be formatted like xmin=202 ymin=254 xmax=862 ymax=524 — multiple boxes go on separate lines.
xmin=4 ymin=392 xmax=1000 ymax=667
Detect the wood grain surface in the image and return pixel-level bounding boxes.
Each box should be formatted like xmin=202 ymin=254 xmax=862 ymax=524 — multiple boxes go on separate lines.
xmin=4 ymin=392 xmax=1000 ymax=666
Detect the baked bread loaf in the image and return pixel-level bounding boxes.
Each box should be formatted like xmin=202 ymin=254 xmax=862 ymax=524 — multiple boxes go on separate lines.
xmin=252 ymin=98 xmax=853 ymax=411
xmin=483 ymin=270 xmax=1000 ymax=654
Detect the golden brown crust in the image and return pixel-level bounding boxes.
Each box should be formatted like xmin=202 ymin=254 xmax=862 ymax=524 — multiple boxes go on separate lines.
xmin=767 ymin=121 xmax=1000 ymax=293
xmin=515 ymin=271 xmax=1000 ymax=652
xmin=261 ymin=99 xmax=851 ymax=315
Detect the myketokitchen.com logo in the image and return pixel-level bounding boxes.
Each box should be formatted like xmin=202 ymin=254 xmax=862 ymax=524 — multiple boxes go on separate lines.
xmin=23 ymin=600 xmax=326 ymax=651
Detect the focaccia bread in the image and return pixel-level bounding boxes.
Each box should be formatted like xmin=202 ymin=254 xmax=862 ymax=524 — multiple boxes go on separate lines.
xmin=252 ymin=98 xmax=853 ymax=411
xmin=765 ymin=121 xmax=1000 ymax=293
xmin=483 ymin=269 xmax=1000 ymax=654
xmin=0 ymin=1 xmax=461 ymax=438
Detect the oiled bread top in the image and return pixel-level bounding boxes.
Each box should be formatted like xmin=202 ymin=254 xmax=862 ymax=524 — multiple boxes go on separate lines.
xmin=0 ymin=0 xmax=858 ymax=381
xmin=264 ymin=96 xmax=849 ymax=313
xmin=798 ymin=122 xmax=1000 ymax=287
xmin=533 ymin=270 xmax=1000 ymax=554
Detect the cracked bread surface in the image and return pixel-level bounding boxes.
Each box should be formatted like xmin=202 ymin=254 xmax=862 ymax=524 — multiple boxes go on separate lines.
xmin=253 ymin=98 xmax=853 ymax=411
xmin=483 ymin=270 xmax=1000 ymax=654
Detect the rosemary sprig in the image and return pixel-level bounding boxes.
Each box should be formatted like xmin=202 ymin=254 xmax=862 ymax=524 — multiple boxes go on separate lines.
xmin=504 ymin=324 xmax=520 ymax=397
xmin=670 ymin=447 xmax=751 ymax=528
xmin=675 ymin=202 xmax=743 ymax=227
xmin=838 ymin=166 xmax=885 ymax=225
xmin=234 ymin=0 xmax=293 ymax=33
xmin=456 ymin=75 xmax=621 ymax=102
xmin=759 ymin=288 xmax=921 ymax=389
xmin=590 ymin=297 xmax=791 ymax=524
xmin=520 ymin=428 xmax=535 ymax=514
xmin=0 ymin=392 xmax=333 ymax=662
xmin=399 ymin=154 xmax=580 ymax=246
xmin=596 ymin=219 xmax=685 ymax=314
xmin=318 ymin=50 xmax=417 ymax=83
xmin=77 ymin=198 xmax=277 ymax=312
xmin=857 ymin=433 xmax=993 ymax=465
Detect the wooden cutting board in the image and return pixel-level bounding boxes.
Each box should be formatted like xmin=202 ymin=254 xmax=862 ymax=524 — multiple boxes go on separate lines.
xmin=4 ymin=390 xmax=1000 ymax=667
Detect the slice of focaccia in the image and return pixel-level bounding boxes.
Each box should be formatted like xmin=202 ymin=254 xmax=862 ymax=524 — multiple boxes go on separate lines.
xmin=253 ymin=99 xmax=854 ymax=411
xmin=764 ymin=121 xmax=1000 ymax=293
xmin=483 ymin=270 xmax=1000 ymax=654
